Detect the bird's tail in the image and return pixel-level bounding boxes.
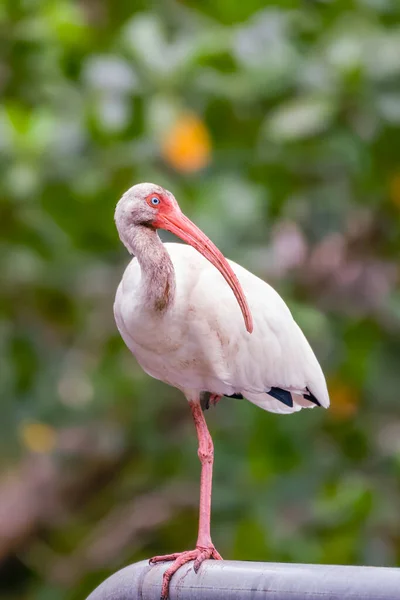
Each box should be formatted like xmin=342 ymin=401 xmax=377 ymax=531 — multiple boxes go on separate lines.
xmin=244 ymin=389 xmax=324 ymax=415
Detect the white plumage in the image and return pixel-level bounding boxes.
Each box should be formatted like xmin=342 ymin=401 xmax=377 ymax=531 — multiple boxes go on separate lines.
xmin=114 ymin=242 xmax=329 ymax=414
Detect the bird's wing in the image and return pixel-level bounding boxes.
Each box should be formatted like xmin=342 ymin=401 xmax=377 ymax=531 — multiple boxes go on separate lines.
xmin=192 ymin=254 xmax=330 ymax=415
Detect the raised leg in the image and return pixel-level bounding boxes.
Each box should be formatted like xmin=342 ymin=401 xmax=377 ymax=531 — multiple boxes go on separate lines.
xmin=200 ymin=392 xmax=222 ymax=410
xmin=209 ymin=393 xmax=222 ymax=407
xmin=150 ymin=400 xmax=222 ymax=599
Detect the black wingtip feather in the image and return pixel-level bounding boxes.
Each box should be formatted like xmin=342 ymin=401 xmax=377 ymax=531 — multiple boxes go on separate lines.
xmin=268 ymin=387 xmax=294 ymax=408
xmin=303 ymin=387 xmax=322 ymax=407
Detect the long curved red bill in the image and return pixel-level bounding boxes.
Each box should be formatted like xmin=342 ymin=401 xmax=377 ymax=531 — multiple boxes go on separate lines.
xmin=157 ymin=212 xmax=253 ymax=333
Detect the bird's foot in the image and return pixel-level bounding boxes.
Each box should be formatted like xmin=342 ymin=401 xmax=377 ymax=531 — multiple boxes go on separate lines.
xmin=150 ymin=545 xmax=222 ymax=599
xmin=209 ymin=393 xmax=222 ymax=407
xmin=200 ymin=393 xmax=222 ymax=411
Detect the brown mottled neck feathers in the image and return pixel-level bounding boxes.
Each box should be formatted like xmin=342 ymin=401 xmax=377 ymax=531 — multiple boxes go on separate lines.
xmin=131 ymin=226 xmax=176 ymax=313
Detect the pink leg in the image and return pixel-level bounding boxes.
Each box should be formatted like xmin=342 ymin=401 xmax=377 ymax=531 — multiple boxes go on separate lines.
xmin=150 ymin=401 xmax=222 ymax=599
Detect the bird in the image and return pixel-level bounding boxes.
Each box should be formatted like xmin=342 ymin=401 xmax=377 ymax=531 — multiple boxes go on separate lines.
xmin=113 ymin=182 xmax=330 ymax=599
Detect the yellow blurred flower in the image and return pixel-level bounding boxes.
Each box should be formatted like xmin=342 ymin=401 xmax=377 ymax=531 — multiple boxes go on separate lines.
xmin=161 ymin=113 xmax=211 ymax=173
xmin=328 ymin=378 xmax=359 ymax=420
xmin=19 ymin=422 xmax=57 ymax=454
xmin=389 ymin=173 xmax=400 ymax=208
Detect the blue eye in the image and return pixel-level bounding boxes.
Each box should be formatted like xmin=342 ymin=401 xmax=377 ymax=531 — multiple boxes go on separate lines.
xmin=151 ymin=197 xmax=160 ymax=206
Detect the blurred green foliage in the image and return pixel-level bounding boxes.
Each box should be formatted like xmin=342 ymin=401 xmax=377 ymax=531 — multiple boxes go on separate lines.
xmin=1 ymin=0 xmax=400 ymax=598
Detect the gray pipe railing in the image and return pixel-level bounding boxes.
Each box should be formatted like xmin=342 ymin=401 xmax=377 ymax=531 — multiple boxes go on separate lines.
xmin=86 ymin=559 xmax=400 ymax=599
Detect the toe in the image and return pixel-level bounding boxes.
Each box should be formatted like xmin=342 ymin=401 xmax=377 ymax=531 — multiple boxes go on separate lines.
xmin=212 ymin=548 xmax=223 ymax=560
xmin=193 ymin=549 xmax=208 ymax=572
xmin=150 ymin=552 xmax=181 ymax=564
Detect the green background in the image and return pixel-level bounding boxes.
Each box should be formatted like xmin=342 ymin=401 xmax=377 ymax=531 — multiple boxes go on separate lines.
xmin=1 ymin=0 xmax=400 ymax=598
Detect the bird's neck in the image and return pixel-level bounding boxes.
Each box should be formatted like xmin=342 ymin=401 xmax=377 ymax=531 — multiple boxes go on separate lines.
xmin=129 ymin=226 xmax=176 ymax=313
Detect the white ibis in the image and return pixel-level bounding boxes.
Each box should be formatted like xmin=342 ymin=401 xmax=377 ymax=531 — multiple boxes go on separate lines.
xmin=114 ymin=183 xmax=329 ymax=599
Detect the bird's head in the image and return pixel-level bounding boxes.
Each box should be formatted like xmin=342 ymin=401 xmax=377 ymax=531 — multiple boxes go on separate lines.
xmin=115 ymin=182 xmax=179 ymax=231
xmin=115 ymin=182 xmax=253 ymax=333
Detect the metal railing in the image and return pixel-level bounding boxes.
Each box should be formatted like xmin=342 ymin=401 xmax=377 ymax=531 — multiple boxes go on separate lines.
xmin=86 ymin=558 xmax=400 ymax=599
